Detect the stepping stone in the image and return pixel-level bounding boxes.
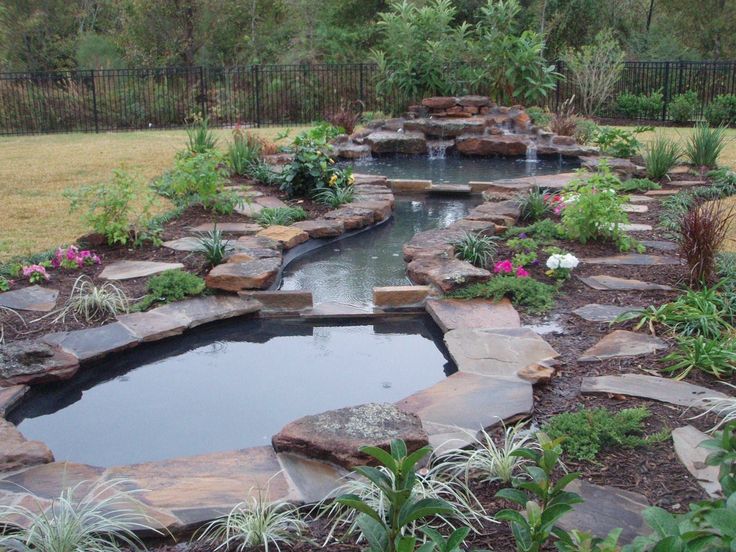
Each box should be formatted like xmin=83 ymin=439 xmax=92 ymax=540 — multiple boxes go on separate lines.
xmin=0 ymin=461 xmax=104 ymax=498
xmin=670 ymin=180 xmax=706 ymax=187
xmin=302 ymin=302 xmax=374 ymax=319
xmin=640 ymin=240 xmax=678 ymax=252
xmin=255 ymin=196 xmax=288 ymax=209
xmin=579 ymin=330 xmax=668 ymax=362
xmin=669 ymin=165 xmax=692 ymax=175
xmin=465 ymin=200 xmax=520 ymax=226
xmin=619 ymin=223 xmax=653 ymax=232
xmin=581 ymin=374 xmax=728 ymax=408
xmin=573 ymin=304 xmax=637 ymax=323
xmin=672 ymin=425 xmax=721 ymax=497
xmin=152 ymin=296 xmax=261 ymax=329
xmin=582 ymin=254 xmax=680 ymax=266
xmin=0 ymin=418 xmax=54 ymax=473
xmin=558 ymin=480 xmax=649 ymax=544
xmin=579 ymin=275 xmax=674 ymax=292
xmin=272 ymin=403 xmax=427 ymax=470
xmin=389 ymin=179 xmax=431 ymax=193
xmin=256 ymin=225 xmax=309 ymax=249
xmin=444 ymin=327 xmax=559 ymax=379
xmin=191 ymin=222 xmax=261 ymax=235
xmin=277 ymin=453 xmax=348 ymax=503
xmin=407 ymin=257 xmax=491 ymax=293
xmin=0 ymin=286 xmax=58 ymax=312
xmin=628 ymin=194 xmax=654 ymax=203
xmin=373 ymin=286 xmax=432 ymax=308
xmin=116 ymin=311 xmax=189 ymax=342
xmin=426 ymin=298 xmax=520 ymax=332
xmin=429 ymin=184 xmax=472 ymax=194
xmin=403 ymin=227 xmax=466 ymax=261
xmin=396 ymin=372 xmax=533 ymax=433
xmin=162 ymin=237 xmax=201 ymax=252
xmin=644 ymin=189 xmax=679 ymax=196
xmin=323 ymin=206 xmax=376 ymax=230
xmin=99 ymin=260 xmax=184 ymax=280
xmin=292 ymin=219 xmax=345 ymax=238
xmin=0 ymin=384 xmax=29 ymax=417
xmin=469 ymin=172 xmax=577 ymax=194
xmin=42 ymin=322 xmax=140 ymax=363
xmin=0 ymin=340 xmax=79 ymax=385
xmin=205 ymin=258 xmax=281 ymax=291
xmin=622 ymin=204 xmax=649 ymax=213
xmin=238 ymin=291 xmax=313 ymax=312
xmin=234 ymin=202 xmax=263 ymax=217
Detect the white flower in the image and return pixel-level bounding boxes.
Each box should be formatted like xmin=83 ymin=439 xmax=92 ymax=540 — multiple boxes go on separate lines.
xmin=546 ymin=253 xmax=579 ymax=270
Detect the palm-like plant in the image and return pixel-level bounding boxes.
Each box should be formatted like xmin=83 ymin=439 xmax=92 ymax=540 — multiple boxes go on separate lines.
xmin=453 ymin=232 xmax=497 ymax=268
xmin=685 ymin=124 xmax=728 ymax=170
xmin=195 ymin=225 xmax=233 ymax=266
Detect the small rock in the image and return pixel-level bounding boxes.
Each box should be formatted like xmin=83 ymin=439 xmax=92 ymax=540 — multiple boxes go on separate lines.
xmin=0 ymin=419 xmax=54 ymax=472
xmin=205 ymin=258 xmax=281 ymax=291
xmin=0 ymin=340 xmax=79 ymax=385
xmin=99 ymin=260 xmax=185 ymax=280
xmin=573 ymin=304 xmax=637 ymax=323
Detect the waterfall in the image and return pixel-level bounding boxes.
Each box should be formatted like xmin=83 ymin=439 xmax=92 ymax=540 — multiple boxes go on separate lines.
xmin=525 ymin=141 xmax=538 ymax=163
xmin=427 ymin=140 xmax=453 ymax=159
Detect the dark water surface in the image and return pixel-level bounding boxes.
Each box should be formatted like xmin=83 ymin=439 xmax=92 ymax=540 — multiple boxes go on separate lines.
xmin=12 ymin=316 xmax=454 ymax=467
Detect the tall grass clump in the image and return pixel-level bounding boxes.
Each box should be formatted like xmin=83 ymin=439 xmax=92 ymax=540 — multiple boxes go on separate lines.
xmin=685 ymin=124 xmax=728 ymax=170
xmin=517 ymin=186 xmax=551 ymax=222
xmin=257 ymin=207 xmax=307 ymax=227
xmin=227 ymin=130 xmax=263 ymax=176
xmin=453 ymin=232 xmax=497 ymax=268
xmin=313 ymin=184 xmax=355 ymax=208
xmin=48 ymin=275 xmax=129 ymax=323
xmin=643 ymin=135 xmax=682 ymax=180
xmin=186 ymin=117 xmax=218 ymax=154
xmin=0 ymin=479 xmax=159 ymax=552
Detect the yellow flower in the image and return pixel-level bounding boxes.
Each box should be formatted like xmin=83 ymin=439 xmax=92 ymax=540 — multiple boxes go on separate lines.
xmin=328 ymin=174 xmax=338 ymax=187
xmin=329 ymin=158 xmax=335 ymax=164
xmin=348 ymin=175 xmax=355 ymax=185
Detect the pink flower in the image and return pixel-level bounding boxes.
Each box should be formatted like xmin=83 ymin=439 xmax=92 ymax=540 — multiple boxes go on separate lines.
xmin=494 ymin=260 xmax=514 ymax=274
xmin=516 ymin=267 xmax=530 ymax=278
xmin=22 ymin=265 xmax=49 ymax=281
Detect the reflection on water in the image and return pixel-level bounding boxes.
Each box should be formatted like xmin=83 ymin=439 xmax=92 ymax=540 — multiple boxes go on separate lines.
xmin=12 ymin=317 xmax=454 ymax=467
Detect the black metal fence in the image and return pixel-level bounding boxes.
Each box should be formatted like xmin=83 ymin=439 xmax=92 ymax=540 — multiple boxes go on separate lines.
xmin=1 ymin=61 xmax=735 ymax=135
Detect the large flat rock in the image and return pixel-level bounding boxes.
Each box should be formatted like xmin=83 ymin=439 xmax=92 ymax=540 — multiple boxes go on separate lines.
xmin=580 ymin=275 xmax=674 ymax=292
xmin=0 ymin=385 xmax=29 ymax=417
xmin=42 ymin=322 xmax=140 ymax=363
xmin=272 ymin=403 xmax=428 ymax=470
xmin=191 ymin=222 xmax=262 ymax=235
xmin=162 ymin=237 xmax=202 ymax=252
xmin=277 ymin=453 xmax=348 ymax=503
xmin=396 ymin=372 xmax=533 ymax=431
xmin=366 ymin=131 xmax=427 ymax=155
xmin=99 ymin=260 xmax=184 ymax=280
xmin=0 ymin=340 xmax=79 ymax=385
xmin=407 ymin=257 xmax=491 ymax=293
xmin=323 ymin=206 xmax=376 ymax=230
xmin=373 ymin=286 xmax=432 ymax=308
xmin=0 ymin=462 xmax=104 ymax=498
xmin=558 ymin=480 xmax=649 ymax=543
xmin=152 ymin=296 xmax=261 ymax=328
xmin=456 ymin=134 xmax=530 ymax=156
xmin=205 ymin=258 xmax=281 ymax=291
xmin=465 ymin=200 xmax=521 ymax=226
xmin=469 ymin=172 xmax=577 ymax=194
xmin=573 ymin=304 xmax=637 ymax=323
xmin=116 ymin=310 xmax=189 ymax=342
xmin=0 ymin=286 xmax=58 ymax=312
xmin=640 ymin=240 xmax=678 ymax=252
xmin=403 ymin=228 xmax=466 ymax=261
xmin=581 ymin=374 xmax=728 ymax=408
xmin=426 ymin=298 xmax=520 ymax=332
xmin=0 ymin=418 xmax=54 ymax=473
xmin=404 ymin=117 xmax=485 ymax=138
xmin=582 ymin=254 xmax=680 ymax=266
xmin=292 ymin=219 xmax=345 ymax=238
xmin=579 ymin=330 xmax=668 ymax=362
xmin=445 ymin=327 xmax=559 ymax=379
xmin=256 ymin=225 xmax=309 ymax=249
xmin=672 ymin=425 xmax=721 ymax=497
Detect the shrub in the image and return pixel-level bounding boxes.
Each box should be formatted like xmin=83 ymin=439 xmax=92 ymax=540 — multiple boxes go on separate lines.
xmin=195 ymin=226 xmax=233 ymax=267
xmin=704 ymin=94 xmax=736 ymax=127
xmin=185 ymin=117 xmax=217 ymax=154
xmin=450 ymin=275 xmax=556 ymax=314
xmin=278 ymin=138 xmax=352 ymax=198
xmin=685 ymin=123 xmax=728 ymax=169
xmin=256 ymin=206 xmax=308 ymax=227
xmin=616 ymin=91 xmax=664 ymax=119
xmin=298 ymin=122 xmax=342 ymax=144
xmin=574 ymin=118 xmax=599 ymax=145
xmin=676 ymin=199 xmax=735 ymax=287
xmin=454 ymin=232 xmax=497 ymax=268
xmin=616 ymin=92 xmax=641 ymax=119
xmin=664 ymin=335 xmax=736 ymax=380
xmin=503 ymin=218 xmax=566 ymax=242
xmin=51 ymin=275 xmax=129 ymax=323
xmin=643 ymin=134 xmax=682 ymax=180
xmin=549 ymin=97 xmax=578 ymax=136
xmin=324 ymin=102 xmax=363 ymax=135
xmin=517 ymin=187 xmax=551 ymax=222
xmin=313 ymin=183 xmax=355 ymax=208
xmin=135 ymin=270 xmax=205 ymax=311
xmin=592 ymin=126 xmax=649 ymax=158
xmin=668 ymin=91 xmax=698 ymax=123
xmin=526 ymin=106 xmax=552 ymax=129
xmin=616 ymin=177 xmax=661 ymax=193
xmin=544 ymin=407 xmax=668 ymax=462
xmin=507 ymin=237 xmax=539 ymax=267
xmin=227 ymin=129 xmax=263 ymax=177
xmin=0 ymin=276 xmax=9 ymax=292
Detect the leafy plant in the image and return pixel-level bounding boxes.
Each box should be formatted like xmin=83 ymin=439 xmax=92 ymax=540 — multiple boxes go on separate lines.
xmin=616 ymin=91 xmax=664 ymax=119
xmin=453 ymin=232 xmax=497 ymax=268
xmin=615 ymin=178 xmax=661 ymax=193
xmin=314 ymin=183 xmax=355 ymax=208
xmin=495 ymin=433 xmax=583 ymax=552
xmin=556 ymin=529 xmax=623 ymax=552
xmin=135 ymin=269 xmax=206 ymax=311
xmin=616 ymin=92 xmax=642 ymax=119
xmin=196 ymin=490 xmax=306 ymax=552
xmin=592 ymin=126 xmax=649 ymax=158
xmin=668 ymin=91 xmax=699 ymax=124
xmin=0 ymin=275 xmax=9 ymax=292
xmin=257 ymin=206 xmax=308 ymax=227
xmin=278 ymin=138 xmax=351 ymax=198
xmin=195 ymin=226 xmax=233 ymax=267
xmin=332 ymin=439 xmax=458 ymax=552
xmin=549 ymin=97 xmax=578 ymax=136
xmin=450 ymin=275 xmax=556 ymax=314
xmin=227 ymin=129 xmax=263 ymax=177
xmin=518 ymin=187 xmax=552 ymax=222
xmin=0 ymin=479 xmax=159 ymax=552
xmin=49 ymin=275 xmax=129 ymax=323
xmin=527 ymin=106 xmax=552 ymax=129
xmin=685 ymin=123 xmax=728 ymax=169
xmin=643 ymin=134 xmax=682 ymax=180
xmin=544 ymin=407 xmax=668 ymax=462
xmin=663 ymin=335 xmax=736 ymax=380
xmin=185 ymin=116 xmax=217 ymax=154
xmin=704 ymin=94 xmax=736 ymax=127
xmin=298 ymin=121 xmax=343 ymax=144
xmin=574 ymin=119 xmax=599 ymax=145
xmin=503 ymin=219 xmax=567 ymax=242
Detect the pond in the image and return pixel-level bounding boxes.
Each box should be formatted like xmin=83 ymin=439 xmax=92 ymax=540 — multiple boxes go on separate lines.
xmin=10 ymin=316 xmax=454 ymax=467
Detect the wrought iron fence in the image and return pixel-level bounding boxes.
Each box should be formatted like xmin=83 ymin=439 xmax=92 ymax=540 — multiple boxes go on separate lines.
xmin=1 ymin=61 xmax=735 ymax=135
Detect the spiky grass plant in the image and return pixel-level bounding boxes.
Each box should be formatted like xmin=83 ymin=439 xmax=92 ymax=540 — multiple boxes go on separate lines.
xmin=689 ymin=382 xmax=736 ymax=431
xmin=313 ymin=184 xmax=355 ymax=208
xmin=643 ymin=134 xmax=682 ymax=180
xmin=196 ymin=491 xmax=306 ymax=552
xmin=663 ymin=335 xmax=736 ymax=380
xmin=49 ymin=275 xmax=129 ymax=324
xmin=185 ymin=117 xmax=217 ymax=154
xmin=227 ymin=131 xmax=263 ymax=176
xmin=453 ymin=232 xmax=497 ymax=268
xmin=0 ymin=305 xmax=24 ymax=344
xmin=0 ymin=479 xmax=160 ymax=552
xmin=437 ymin=423 xmax=539 ymax=486
xmin=256 ymin=207 xmax=308 ymax=227
xmin=685 ymin=124 xmax=728 ymax=170
xmin=195 ymin=225 xmax=233 ymax=267
xmin=517 ymin=186 xmax=551 ymax=222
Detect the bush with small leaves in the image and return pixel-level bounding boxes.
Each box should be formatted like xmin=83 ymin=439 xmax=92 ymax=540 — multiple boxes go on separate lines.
xmin=704 ymin=94 xmax=736 ymax=127
xmin=668 ymin=91 xmax=699 ymax=124
xmin=450 ymin=274 xmax=556 ymax=314
xmin=135 ymin=270 xmax=206 ymax=311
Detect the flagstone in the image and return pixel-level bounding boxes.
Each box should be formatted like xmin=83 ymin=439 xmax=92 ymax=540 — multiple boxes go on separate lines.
xmin=0 ymin=286 xmax=58 ymax=312
xmin=162 ymin=237 xmax=202 ymax=252
xmin=205 ymin=258 xmax=281 ymax=291
xmin=100 ymin=260 xmax=184 ymax=280
xmin=672 ymin=425 xmax=721 ymax=497
xmin=0 ymin=419 xmax=54 ymax=473
xmin=0 ymin=385 xmax=29 ymax=417
xmin=572 ymin=304 xmax=636 ymax=323
xmin=582 ymin=254 xmax=680 ymax=266
xmin=42 ymin=322 xmax=140 ymax=362
xmin=277 ymin=453 xmax=348 ymax=503
xmin=0 ymin=340 xmax=79 ymax=385
xmin=426 ymin=297 xmax=520 ymax=332
xmin=191 ymin=222 xmax=262 ymax=235
xmin=640 ymin=239 xmax=678 ymax=252
xmin=622 ymin=203 xmax=649 ymax=213
xmin=618 ymin=223 xmax=653 ymax=232
xmin=234 ymin=202 xmax=264 ymax=217
xmin=579 ymin=330 xmax=668 ymax=362
xmin=116 ymin=310 xmax=189 ymax=342
xmin=579 ymin=275 xmax=674 ymax=291
xmin=152 ymin=296 xmax=261 ymax=328
xmin=255 ymin=196 xmax=289 ymax=208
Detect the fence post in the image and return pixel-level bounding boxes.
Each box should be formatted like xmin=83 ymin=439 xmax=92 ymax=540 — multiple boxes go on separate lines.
xmin=662 ymin=61 xmax=671 ymax=121
xmin=199 ymin=66 xmax=207 ymax=120
xmin=89 ymin=70 xmax=99 ymax=133
xmin=359 ymin=64 xmax=365 ymax=103
xmin=253 ymin=65 xmax=261 ymax=128
xmin=555 ymin=60 xmax=562 ymax=111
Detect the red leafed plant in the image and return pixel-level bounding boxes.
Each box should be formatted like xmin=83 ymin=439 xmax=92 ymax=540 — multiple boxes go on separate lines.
xmin=677 ymin=199 xmax=736 ymax=287
xmin=325 ymin=101 xmax=364 ymax=135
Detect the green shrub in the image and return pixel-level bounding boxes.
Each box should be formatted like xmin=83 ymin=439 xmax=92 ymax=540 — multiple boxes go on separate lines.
xmin=685 ymin=123 xmax=728 ymax=168
xmin=616 ymin=92 xmax=641 ymax=119
xmin=185 ymin=117 xmax=217 ymax=154
xmin=297 ymin=122 xmax=342 ymax=143
xmin=574 ymin=118 xmax=599 ymax=145
xmin=450 ymin=275 xmax=556 ymax=314
xmin=227 ymin=131 xmax=262 ymax=177
xmin=704 ymin=94 xmax=736 ymax=127
xmin=643 ymin=134 xmax=682 ymax=180
xmin=0 ymin=276 xmax=10 ymax=292
xmin=507 ymin=237 xmax=539 ymax=267
xmin=616 ymin=91 xmax=664 ymax=119
xmin=278 ymin=138 xmax=352 ymax=198
xmin=256 ymin=207 xmax=308 ymax=227
xmin=544 ymin=407 xmax=668 ymax=462
xmin=454 ymin=232 xmax=497 ymax=268
xmin=616 ymin=178 xmax=661 ymax=192
xmin=668 ymin=91 xmax=698 ymax=123
xmin=517 ymin=187 xmax=551 ymax=222
xmin=503 ymin=219 xmax=566 ymax=242
xmin=313 ymin=183 xmax=355 ymax=208
xmin=526 ymin=106 xmax=552 ymax=129
xmin=593 ymin=126 xmax=650 ymax=158
xmin=135 ymin=270 xmax=206 ymax=311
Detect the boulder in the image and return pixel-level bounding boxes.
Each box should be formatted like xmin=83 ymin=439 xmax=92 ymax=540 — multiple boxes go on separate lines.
xmin=292 ymin=219 xmax=345 ymax=238
xmin=334 ymin=143 xmax=372 ymax=160
xmin=421 ymin=97 xmax=458 ymax=109
xmin=365 ymin=131 xmax=427 ymax=155
xmin=349 ymin=199 xmax=392 ymax=222
xmin=407 ymin=256 xmax=491 ymax=292
xmin=0 ymin=419 xmax=54 ymax=472
xmin=205 ymin=258 xmax=281 ymax=291
xmin=272 ymin=403 xmax=428 ymax=470
xmin=403 ymin=118 xmax=485 ymax=138
xmin=455 ymin=134 xmax=530 ymax=156
xmin=465 ymin=200 xmax=521 ymax=226
xmin=256 ymin=226 xmax=309 ymax=250
xmin=580 ymin=156 xmax=643 ymax=177
xmin=457 ymin=95 xmax=491 ymax=107
xmin=323 ymin=206 xmax=376 ymax=230
xmin=403 ymin=227 xmax=466 ymax=261
xmin=0 ymin=340 xmax=79 ymax=386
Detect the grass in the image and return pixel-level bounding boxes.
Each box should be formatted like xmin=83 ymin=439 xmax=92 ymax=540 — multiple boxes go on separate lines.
xmin=0 ymin=126 xmax=298 ymax=262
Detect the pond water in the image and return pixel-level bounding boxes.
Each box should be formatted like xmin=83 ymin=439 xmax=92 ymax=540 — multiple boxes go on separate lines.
xmin=343 ymin=155 xmax=577 ymax=184
xmin=11 ymin=316 xmax=454 ymax=467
